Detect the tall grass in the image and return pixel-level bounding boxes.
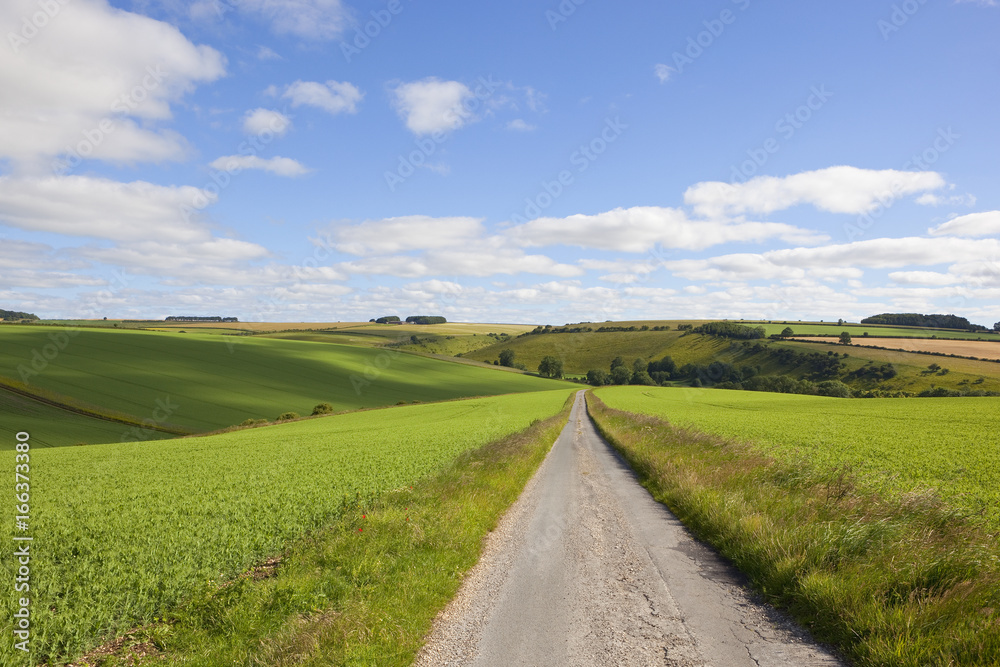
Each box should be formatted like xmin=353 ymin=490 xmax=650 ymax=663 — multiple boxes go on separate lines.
xmin=585 ymin=392 xmax=1000 ymax=667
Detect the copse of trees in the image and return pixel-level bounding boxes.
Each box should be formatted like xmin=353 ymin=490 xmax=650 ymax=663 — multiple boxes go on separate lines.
xmin=861 ymin=312 xmax=982 ymax=331
xmin=375 ymin=315 xmax=400 ymax=324
xmin=0 ymin=309 xmax=39 ymax=321
xmin=405 ymin=315 xmax=447 ymax=324
xmin=693 ymin=322 xmax=766 ymax=340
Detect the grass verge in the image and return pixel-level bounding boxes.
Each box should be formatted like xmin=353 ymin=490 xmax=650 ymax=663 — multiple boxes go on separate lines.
xmin=83 ymin=393 xmax=575 ymax=666
xmin=585 ymin=391 xmax=1000 ymax=667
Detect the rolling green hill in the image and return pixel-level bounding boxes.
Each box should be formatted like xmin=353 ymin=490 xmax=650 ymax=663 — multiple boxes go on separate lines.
xmin=0 ymin=326 xmax=574 ymax=441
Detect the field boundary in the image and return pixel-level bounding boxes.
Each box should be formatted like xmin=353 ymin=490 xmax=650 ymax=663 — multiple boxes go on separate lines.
xmin=0 ymin=375 xmax=191 ymax=436
xmin=584 ymin=390 xmax=1000 ymax=666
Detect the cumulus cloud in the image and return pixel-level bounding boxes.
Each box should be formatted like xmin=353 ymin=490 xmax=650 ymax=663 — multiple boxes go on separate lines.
xmin=279 ymin=80 xmax=363 ymax=114
xmin=928 ymin=211 xmax=1000 ymax=238
xmin=390 ymin=78 xmax=474 ymax=134
xmin=1 ymin=0 xmax=225 ymax=171
xmin=507 ymin=206 xmax=828 ymax=252
xmin=242 ymin=108 xmax=291 ymax=136
xmin=684 ymin=166 xmax=947 ymax=218
xmin=0 ymin=175 xmax=217 ymax=242
xmin=209 ymin=155 xmax=310 ymax=177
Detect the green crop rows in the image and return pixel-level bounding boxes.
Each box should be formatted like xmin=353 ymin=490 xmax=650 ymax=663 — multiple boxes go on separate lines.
xmin=594 ymin=386 xmax=1000 ymax=523
xmin=1 ymin=389 xmax=574 ymax=664
xmin=0 ymin=326 xmax=572 ymax=441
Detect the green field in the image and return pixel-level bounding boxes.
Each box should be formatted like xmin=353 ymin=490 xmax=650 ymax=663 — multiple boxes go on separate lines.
xmin=594 ymin=386 xmax=1000 ymax=521
xmin=0 ymin=390 xmax=174 ymax=447
xmin=734 ymin=320 xmax=997 ymax=340
xmin=2 ymin=389 xmax=575 ymax=664
xmin=0 ymin=326 xmax=573 ymax=440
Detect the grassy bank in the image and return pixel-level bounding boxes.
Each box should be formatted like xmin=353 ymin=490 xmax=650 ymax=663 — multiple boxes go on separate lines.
xmin=82 ymin=393 xmax=575 ymax=666
xmin=585 ymin=391 xmax=1000 ymax=666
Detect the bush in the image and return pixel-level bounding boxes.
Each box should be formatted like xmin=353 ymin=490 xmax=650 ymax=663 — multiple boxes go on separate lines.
xmin=239 ymin=418 xmax=269 ymax=427
xmin=277 ymin=412 xmax=300 ymax=421
xmin=311 ymin=403 xmax=334 ymax=416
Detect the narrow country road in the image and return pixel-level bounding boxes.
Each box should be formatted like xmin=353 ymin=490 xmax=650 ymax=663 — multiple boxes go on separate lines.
xmin=415 ymin=391 xmax=844 ymax=666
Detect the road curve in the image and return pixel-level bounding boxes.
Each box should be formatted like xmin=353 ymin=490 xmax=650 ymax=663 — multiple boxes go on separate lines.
xmin=414 ymin=390 xmax=844 ymax=667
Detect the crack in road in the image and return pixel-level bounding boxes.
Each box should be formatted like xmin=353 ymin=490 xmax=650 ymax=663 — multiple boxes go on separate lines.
xmin=415 ymin=391 xmax=844 ymax=666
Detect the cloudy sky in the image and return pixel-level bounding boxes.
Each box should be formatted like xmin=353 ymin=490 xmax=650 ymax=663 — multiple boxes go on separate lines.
xmin=1 ymin=0 xmax=998 ymax=325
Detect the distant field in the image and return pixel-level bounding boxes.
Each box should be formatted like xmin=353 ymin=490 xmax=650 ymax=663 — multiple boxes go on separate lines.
xmin=735 ymin=320 xmax=996 ymax=340
xmin=0 ymin=389 xmax=174 ymax=447
xmin=463 ymin=330 xmax=697 ymax=373
xmin=0 ymin=326 xmax=573 ymax=438
xmin=2 ymin=390 xmax=575 ymax=664
xmin=792 ymin=336 xmax=1000 ymax=360
xmin=594 ymin=386 xmax=1000 ymax=521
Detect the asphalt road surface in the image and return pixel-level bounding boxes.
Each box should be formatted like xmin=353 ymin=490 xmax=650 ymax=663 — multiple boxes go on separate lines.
xmin=415 ymin=390 xmax=845 ymax=666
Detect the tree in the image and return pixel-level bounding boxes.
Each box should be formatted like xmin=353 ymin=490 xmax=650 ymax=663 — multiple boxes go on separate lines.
xmin=632 ymin=358 xmax=646 ymax=373
xmin=630 ymin=370 xmax=656 ymax=386
xmin=586 ymin=369 xmax=610 ymax=386
xmin=780 ymin=327 xmax=794 ymax=337
xmin=995 ymin=322 xmax=1000 ymax=332
xmin=538 ymin=356 xmax=563 ymax=379
xmin=839 ymin=331 xmax=852 ymax=345
xmin=609 ymin=356 xmax=625 ymax=371
xmin=498 ymin=349 xmax=516 ymax=367
xmin=610 ymin=365 xmax=632 ymax=385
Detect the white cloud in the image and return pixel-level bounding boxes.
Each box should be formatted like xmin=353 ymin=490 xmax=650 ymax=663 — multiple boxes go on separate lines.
xmin=666 ymin=237 xmax=1000 ymax=284
xmin=684 ymin=166 xmax=947 ymax=218
xmin=209 ymin=155 xmax=310 ymax=177
xmin=390 ymin=78 xmax=474 ymax=135
xmin=280 ymin=80 xmax=363 ymax=114
xmin=338 ymin=249 xmax=582 ymax=279
xmin=331 ymin=216 xmax=486 ymax=255
xmin=888 ymin=271 xmax=960 ymax=286
xmin=506 ymin=119 xmax=536 ymax=132
xmin=928 ymin=211 xmax=1000 ymax=238
xmin=192 ymin=0 xmax=350 ymax=40
xmin=915 ymin=192 xmax=976 ymax=207
xmin=242 ymin=108 xmax=291 ymax=136
xmin=0 ymin=0 xmax=226 ymax=171
xmin=0 ymin=175 xmax=216 ymax=242
xmin=256 ymin=45 xmax=282 ymax=61
xmin=507 ymin=206 xmax=828 ymax=252
xmin=654 ymin=63 xmax=675 ymax=83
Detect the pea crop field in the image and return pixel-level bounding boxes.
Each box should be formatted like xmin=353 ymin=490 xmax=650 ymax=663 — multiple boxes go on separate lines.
xmin=594 ymin=386 xmax=1000 ymax=523
xmin=0 ymin=389 xmax=575 ymax=664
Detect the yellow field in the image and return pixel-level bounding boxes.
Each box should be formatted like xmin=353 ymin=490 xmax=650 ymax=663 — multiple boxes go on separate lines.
xmin=792 ymin=337 xmax=1000 ymax=360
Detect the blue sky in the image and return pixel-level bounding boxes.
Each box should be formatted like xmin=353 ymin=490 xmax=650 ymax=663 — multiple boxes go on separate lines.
xmin=1 ymin=0 xmax=999 ymax=325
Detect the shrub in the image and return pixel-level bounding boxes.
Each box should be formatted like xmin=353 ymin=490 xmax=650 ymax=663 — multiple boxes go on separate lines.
xmin=311 ymin=403 xmax=334 ymax=416
xmin=277 ymin=412 xmax=300 ymax=421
